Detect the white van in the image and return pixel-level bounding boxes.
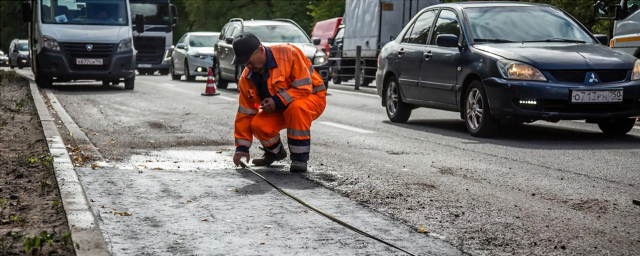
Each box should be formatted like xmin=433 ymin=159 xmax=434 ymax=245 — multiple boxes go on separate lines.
xmin=21 ymin=0 xmax=145 ymax=89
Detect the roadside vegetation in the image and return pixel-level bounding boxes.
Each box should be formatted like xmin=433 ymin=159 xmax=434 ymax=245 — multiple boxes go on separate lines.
xmin=0 ymin=70 xmax=76 ymax=255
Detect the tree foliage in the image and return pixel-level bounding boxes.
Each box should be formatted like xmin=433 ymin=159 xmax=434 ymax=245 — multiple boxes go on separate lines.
xmin=0 ymin=0 xmax=29 ymax=53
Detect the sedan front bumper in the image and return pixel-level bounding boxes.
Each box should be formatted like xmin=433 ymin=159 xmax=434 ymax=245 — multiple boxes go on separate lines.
xmin=483 ymin=77 xmax=640 ymax=120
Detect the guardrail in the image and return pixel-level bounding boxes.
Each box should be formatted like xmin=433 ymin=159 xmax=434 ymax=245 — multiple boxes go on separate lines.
xmin=326 ymin=46 xmax=377 ymax=91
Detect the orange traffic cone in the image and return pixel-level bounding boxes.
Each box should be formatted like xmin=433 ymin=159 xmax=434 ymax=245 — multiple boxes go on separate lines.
xmin=201 ymin=68 xmax=219 ymax=96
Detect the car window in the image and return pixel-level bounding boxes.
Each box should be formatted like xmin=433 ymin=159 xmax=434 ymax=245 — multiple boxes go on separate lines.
xmin=401 ymin=22 xmax=416 ymax=43
xmin=189 ymin=35 xmax=219 ymax=47
xmin=628 ymin=0 xmax=640 ymax=15
xmin=334 ymin=28 xmax=344 ymax=40
xmin=430 ymin=9 xmax=460 ymax=45
xmin=219 ymin=25 xmax=228 ymax=40
xmin=405 ymin=10 xmax=437 ymax=45
xmin=230 ymin=26 xmax=241 ymax=38
xmin=244 ymin=25 xmax=311 ymax=43
xmin=465 ymin=6 xmax=594 ymax=43
xmin=177 ymin=34 xmax=186 ymax=44
xmin=17 ymin=43 xmax=29 ymax=51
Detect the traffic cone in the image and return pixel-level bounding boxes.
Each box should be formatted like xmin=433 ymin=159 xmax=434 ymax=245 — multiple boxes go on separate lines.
xmin=201 ymin=67 xmax=219 ymax=96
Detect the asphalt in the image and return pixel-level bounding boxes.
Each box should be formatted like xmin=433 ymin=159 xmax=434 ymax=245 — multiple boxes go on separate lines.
xmin=10 ymin=67 xmax=640 ymax=256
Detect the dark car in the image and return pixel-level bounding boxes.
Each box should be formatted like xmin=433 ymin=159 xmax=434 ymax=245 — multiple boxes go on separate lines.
xmin=213 ymin=18 xmax=329 ymax=89
xmin=376 ymin=2 xmax=640 ymax=137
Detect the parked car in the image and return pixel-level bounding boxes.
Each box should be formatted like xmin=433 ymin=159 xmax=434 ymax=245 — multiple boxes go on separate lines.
xmin=214 ymin=18 xmax=329 ymax=89
xmin=377 ymin=1 xmax=640 ymax=137
xmin=8 ymin=39 xmax=30 ymax=69
xmin=327 ymin=24 xmax=346 ymax=85
xmin=170 ymin=32 xmax=219 ymax=81
xmin=0 ymin=51 xmax=8 ymax=67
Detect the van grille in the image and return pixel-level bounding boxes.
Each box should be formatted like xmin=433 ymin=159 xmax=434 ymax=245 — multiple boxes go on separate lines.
xmin=61 ymin=43 xmax=115 ymax=71
xmin=133 ymin=37 xmax=165 ymax=64
xmin=548 ymin=70 xmax=629 ymax=83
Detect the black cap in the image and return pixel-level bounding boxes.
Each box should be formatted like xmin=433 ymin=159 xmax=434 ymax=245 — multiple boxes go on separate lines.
xmin=231 ymin=33 xmax=261 ymax=65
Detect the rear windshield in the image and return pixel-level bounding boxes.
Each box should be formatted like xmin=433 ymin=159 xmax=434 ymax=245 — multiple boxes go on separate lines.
xmin=244 ymin=25 xmax=310 ymax=44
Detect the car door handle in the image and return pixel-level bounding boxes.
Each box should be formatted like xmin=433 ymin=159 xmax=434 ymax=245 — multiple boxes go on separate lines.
xmin=424 ymin=51 xmax=433 ymax=59
xmin=397 ymin=48 xmax=405 ymax=56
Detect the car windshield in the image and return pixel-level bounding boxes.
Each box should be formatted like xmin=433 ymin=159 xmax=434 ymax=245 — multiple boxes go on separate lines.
xmin=130 ymin=2 xmax=171 ymax=25
xmin=18 ymin=44 xmax=29 ymax=51
xmin=189 ymin=35 xmax=219 ymax=47
xmin=41 ymin=0 xmax=128 ymax=25
xmin=244 ymin=25 xmax=310 ymax=43
xmin=465 ymin=6 xmax=594 ymax=43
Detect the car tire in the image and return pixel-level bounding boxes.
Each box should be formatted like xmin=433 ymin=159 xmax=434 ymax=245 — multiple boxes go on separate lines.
xmin=170 ymin=62 xmax=181 ymax=80
xmin=597 ymin=117 xmax=636 ymax=136
xmin=124 ymin=76 xmax=135 ymax=90
xmin=385 ymin=76 xmax=411 ymax=123
xmin=159 ymin=69 xmax=169 ymax=76
xmin=214 ymin=60 xmax=229 ymax=89
xmin=359 ymin=60 xmax=372 ymax=87
xmin=102 ymin=80 xmax=110 ymax=86
xmin=330 ymin=63 xmax=341 ymax=85
xmin=184 ymin=61 xmax=195 ymax=82
xmin=464 ymin=80 xmax=499 ymax=137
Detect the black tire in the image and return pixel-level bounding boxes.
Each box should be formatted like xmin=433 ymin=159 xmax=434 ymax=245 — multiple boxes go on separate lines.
xmin=214 ymin=60 xmax=228 ymax=89
xmin=159 ymin=69 xmax=169 ymax=76
xmin=184 ymin=61 xmax=195 ymax=82
xmin=102 ymin=80 xmax=110 ymax=86
xmin=597 ymin=118 xmax=636 ymax=136
xmin=330 ymin=63 xmax=341 ymax=85
xmin=124 ymin=76 xmax=135 ymax=90
xmin=359 ymin=60 xmax=372 ymax=87
xmin=464 ymin=80 xmax=499 ymax=137
xmin=384 ymin=76 xmax=411 ymax=123
xmin=170 ymin=62 xmax=181 ymax=80
xmin=35 ymin=61 xmax=52 ymax=88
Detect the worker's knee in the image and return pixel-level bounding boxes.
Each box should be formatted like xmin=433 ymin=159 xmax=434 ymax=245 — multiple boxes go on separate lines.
xmin=250 ymin=118 xmax=269 ymax=136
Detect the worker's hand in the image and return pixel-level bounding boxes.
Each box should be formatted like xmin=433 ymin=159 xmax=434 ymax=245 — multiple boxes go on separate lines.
xmin=260 ymin=98 xmax=276 ymax=113
xmin=233 ymin=152 xmax=250 ymax=166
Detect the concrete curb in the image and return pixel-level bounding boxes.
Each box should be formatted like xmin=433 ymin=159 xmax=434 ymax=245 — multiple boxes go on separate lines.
xmin=25 ymin=75 xmax=111 ymax=256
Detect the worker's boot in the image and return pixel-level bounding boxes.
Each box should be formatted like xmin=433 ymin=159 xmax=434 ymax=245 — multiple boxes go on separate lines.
xmin=290 ymin=161 xmax=307 ymax=173
xmin=252 ymin=144 xmax=287 ymax=166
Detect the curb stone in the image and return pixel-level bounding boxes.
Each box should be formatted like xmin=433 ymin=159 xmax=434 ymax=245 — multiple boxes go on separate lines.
xmin=24 ymin=74 xmax=111 ymax=256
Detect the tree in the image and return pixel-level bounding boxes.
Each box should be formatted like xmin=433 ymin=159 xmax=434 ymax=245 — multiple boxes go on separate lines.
xmin=0 ymin=0 xmax=29 ymax=53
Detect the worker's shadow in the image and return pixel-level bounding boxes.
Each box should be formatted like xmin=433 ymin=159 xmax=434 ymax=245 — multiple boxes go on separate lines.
xmin=235 ymin=164 xmax=319 ymax=195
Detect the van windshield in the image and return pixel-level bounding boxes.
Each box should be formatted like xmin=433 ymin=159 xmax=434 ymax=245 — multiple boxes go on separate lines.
xmin=41 ymin=0 xmax=128 ymax=25
xmin=18 ymin=44 xmax=29 ymax=51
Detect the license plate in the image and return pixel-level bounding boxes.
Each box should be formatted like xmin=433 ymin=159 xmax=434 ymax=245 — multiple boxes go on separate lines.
xmin=570 ymin=90 xmax=623 ymax=103
xmin=138 ymin=64 xmax=152 ymax=68
xmin=76 ymin=58 xmax=103 ymax=65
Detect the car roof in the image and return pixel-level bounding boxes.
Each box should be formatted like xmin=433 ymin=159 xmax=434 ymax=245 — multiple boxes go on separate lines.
xmin=187 ymin=32 xmax=220 ymax=36
xmin=232 ymin=20 xmax=298 ymax=27
xmin=435 ymin=1 xmax=550 ymax=8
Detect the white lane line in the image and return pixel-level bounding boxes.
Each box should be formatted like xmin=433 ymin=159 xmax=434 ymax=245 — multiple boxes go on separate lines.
xmin=318 ymin=121 xmax=375 ymax=134
xmin=162 ymin=83 xmax=176 ymax=87
xmin=329 ymin=88 xmax=379 ymax=98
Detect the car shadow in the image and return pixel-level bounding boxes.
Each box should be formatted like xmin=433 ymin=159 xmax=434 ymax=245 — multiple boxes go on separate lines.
xmin=234 ymin=164 xmax=319 ymax=195
xmin=384 ymin=119 xmax=640 ymax=150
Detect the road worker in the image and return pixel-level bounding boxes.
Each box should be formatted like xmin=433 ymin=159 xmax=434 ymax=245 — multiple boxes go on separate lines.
xmin=231 ymin=33 xmax=327 ymax=172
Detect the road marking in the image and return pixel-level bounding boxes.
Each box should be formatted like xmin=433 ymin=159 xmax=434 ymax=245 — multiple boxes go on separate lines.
xmin=162 ymin=83 xmax=176 ymax=87
xmin=318 ymin=121 xmax=375 ymax=133
xmin=329 ymin=88 xmax=379 ymax=98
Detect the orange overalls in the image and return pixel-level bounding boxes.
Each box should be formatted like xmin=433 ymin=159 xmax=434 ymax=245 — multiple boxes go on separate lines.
xmin=234 ymin=44 xmax=327 ymax=162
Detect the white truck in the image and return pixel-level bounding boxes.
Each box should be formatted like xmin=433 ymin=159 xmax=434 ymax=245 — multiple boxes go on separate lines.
xmin=130 ymin=0 xmax=178 ymax=75
xmin=333 ymin=0 xmax=441 ymax=87
xmin=594 ymin=0 xmax=640 ymax=58
xmin=21 ymin=0 xmax=145 ymax=89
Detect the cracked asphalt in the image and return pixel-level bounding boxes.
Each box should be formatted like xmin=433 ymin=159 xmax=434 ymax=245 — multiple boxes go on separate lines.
xmin=11 ymin=68 xmax=640 ymax=256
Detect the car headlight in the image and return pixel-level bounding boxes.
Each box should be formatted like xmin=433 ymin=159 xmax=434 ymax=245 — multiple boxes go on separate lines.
xmin=43 ymin=35 xmax=60 ymax=51
xmin=497 ymin=59 xmax=546 ymax=81
xmin=190 ymin=52 xmax=206 ymax=59
xmin=117 ymin=37 xmax=132 ymax=52
xmin=632 ymin=59 xmax=640 ymax=80
xmin=313 ymin=54 xmax=327 ymax=65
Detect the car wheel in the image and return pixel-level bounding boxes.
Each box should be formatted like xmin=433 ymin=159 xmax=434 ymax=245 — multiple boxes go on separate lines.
xmin=597 ymin=117 xmax=636 ymax=136
xmin=102 ymin=80 xmax=110 ymax=86
xmin=464 ymin=80 xmax=498 ymax=137
xmin=185 ymin=61 xmax=195 ymax=82
xmin=215 ymin=60 xmax=229 ymax=89
xmin=124 ymin=75 xmax=135 ymax=90
xmin=35 ymin=61 xmax=52 ymax=88
xmin=170 ymin=62 xmax=181 ymax=80
xmin=359 ymin=60 xmax=372 ymax=87
xmin=330 ymin=63 xmax=341 ymax=85
xmin=159 ymin=69 xmax=169 ymax=76
xmin=385 ymin=76 xmax=411 ymax=123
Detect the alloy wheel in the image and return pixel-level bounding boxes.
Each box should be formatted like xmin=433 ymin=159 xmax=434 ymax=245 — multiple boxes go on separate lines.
xmin=466 ymin=88 xmax=484 ymax=130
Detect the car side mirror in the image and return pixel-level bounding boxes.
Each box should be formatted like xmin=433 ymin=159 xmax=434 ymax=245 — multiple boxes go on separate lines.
xmin=436 ymin=34 xmax=459 ymax=48
xmin=594 ymin=34 xmax=609 ymax=45
xmin=22 ymin=2 xmax=32 ymax=23
xmin=135 ymin=14 xmax=145 ymax=34
xmin=312 ymin=37 xmax=321 ymax=45
xmin=176 ymin=43 xmax=186 ymax=50
xmin=225 ymin=37 xmax=234 ymax=44
xmin=327 ymin=38 xmax=334 ymax=45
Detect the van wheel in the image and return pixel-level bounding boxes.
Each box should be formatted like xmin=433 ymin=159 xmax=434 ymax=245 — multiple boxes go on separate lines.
xmin=464 ymin=80 xmax=498 ymax=137
xmin=597 ymin=118 xmax=636 ymax=136
xmin=214 ymin=60 xmax=228 ymax=89
xmin=124 ymin=76 xmax=135 ymax=90
xmin=385 ymin=76 xmax=411 ymax=123
xmin=35 ymin=61 xmax=52 ymax=88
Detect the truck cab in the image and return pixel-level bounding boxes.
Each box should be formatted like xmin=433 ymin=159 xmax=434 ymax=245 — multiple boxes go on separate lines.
xmin=594 ymin=0 xmax=640 ymax=58
xmin=130 ymin=0 xmax=178 ymax=76
xmin=22 ymin=0 xmax=145 ymax=89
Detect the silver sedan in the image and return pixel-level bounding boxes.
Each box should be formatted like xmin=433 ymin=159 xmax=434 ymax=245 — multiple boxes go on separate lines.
xmin=170 ymin=32 xmax=220 ymax=81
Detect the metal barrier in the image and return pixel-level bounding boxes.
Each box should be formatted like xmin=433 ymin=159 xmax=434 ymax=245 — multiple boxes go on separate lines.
xmin=327 ymin=46 xmax=377 ymax=91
